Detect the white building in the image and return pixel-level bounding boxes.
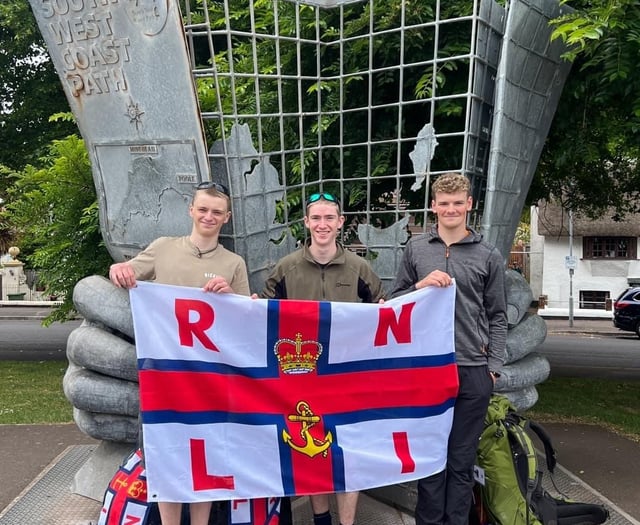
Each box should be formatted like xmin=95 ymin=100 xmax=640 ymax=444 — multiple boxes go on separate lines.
xmin=530 ymin=201 xmax=640 ymax=318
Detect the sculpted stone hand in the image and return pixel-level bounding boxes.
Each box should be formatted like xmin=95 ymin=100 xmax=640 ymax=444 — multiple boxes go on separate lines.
xmin=64 ymin=275 xmax=140 ymax=444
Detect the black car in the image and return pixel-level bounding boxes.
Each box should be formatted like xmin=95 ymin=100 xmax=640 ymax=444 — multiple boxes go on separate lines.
xmin=613 ymin=287 xmax=640 ymax=338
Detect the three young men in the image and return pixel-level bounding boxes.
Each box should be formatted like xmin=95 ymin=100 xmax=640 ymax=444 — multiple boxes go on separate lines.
xmin=114 ymin=172 xmax=505 ymax=525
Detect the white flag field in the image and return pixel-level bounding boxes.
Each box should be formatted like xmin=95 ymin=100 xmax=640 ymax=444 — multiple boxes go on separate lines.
xmin=130 ymin=281 xmax=458 ymax=503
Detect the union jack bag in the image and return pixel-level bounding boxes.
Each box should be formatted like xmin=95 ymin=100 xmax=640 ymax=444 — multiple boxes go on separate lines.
xmin=97 ymin=448 xmax=288 ymax=525
xmin=97 ymin=448 xmax=160 ymax=525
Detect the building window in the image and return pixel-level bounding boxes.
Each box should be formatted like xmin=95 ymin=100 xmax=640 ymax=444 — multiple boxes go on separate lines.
xmin=583 ymin=237 xmax=637 ymax=259
xmin=579 ymin=290 xmax=610 ymax=310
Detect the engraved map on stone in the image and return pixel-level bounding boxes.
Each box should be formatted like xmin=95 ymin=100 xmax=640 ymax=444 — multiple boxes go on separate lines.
xmin=94 ymin=141 xmax=199 ymax=248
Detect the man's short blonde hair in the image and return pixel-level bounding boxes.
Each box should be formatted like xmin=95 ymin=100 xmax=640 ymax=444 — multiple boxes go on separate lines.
xmin=192 ymin=183 xmax=231 ymax=211
xmin=431 ymin=172 xmax=471 ymax=196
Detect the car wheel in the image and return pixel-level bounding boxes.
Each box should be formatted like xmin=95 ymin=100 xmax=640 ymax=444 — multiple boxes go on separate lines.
xmin=636 ymin=321 xmax=640 ymax=339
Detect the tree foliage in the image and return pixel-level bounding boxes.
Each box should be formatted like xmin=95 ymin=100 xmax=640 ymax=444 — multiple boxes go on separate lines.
xmin=194 ymin=0 xmax=475 ymax=234
xmin=4 ymin=135 xmax=111 ymax=324
xmin=0 ymin=0 xmax=77 ymax=170
xmin=532 ymin=0 xmax=640 ymax=218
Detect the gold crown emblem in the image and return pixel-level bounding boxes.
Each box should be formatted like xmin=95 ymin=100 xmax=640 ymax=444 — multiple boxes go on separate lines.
xmin=274 ymin=333 xmax=323 ymax=374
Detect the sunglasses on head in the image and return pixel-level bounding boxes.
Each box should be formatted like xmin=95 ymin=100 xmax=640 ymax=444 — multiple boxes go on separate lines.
xmin=306 ymin=192 xmax=339 ymax=207
xmin=196 ymin=181 xmax=230 ymax=196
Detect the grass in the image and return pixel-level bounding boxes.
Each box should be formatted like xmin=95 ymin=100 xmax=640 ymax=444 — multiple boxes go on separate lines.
xmin=526 ymin=376 xmax=640 ymax=442
xmin=1 ymin=362 xmax=639 ymax=443
xmin=0 ymin=361 xmax=73 ymax=424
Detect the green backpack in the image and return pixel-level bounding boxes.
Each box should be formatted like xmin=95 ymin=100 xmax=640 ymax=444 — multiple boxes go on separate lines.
xmin=475 ymin=395 xmax=609 ymax=525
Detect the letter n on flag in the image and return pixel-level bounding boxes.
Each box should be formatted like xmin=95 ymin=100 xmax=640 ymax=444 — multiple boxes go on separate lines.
xmin=130 ymin=281 xmax=458 ymax=503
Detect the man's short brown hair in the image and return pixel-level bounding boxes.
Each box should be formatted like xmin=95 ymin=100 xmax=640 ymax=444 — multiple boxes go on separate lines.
xmin=431 ymin=172 xmax=471 ymax=196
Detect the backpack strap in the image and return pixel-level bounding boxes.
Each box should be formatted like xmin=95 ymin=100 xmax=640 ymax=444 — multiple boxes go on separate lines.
xmin=528 ymin=420 xmax=557 ymax=474
xmin=532 ymin=485 xmax=559 ymax=525
xmin=505 ymin=416 xmax=539 ymax=523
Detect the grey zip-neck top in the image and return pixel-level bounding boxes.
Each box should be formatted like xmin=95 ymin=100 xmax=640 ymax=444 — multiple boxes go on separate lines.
xmin=391 ymin=226 xmax=507 ymax=373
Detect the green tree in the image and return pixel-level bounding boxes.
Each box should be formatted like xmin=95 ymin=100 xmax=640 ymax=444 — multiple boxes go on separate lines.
xmin=4 ymin=135 xmax=111 ymax=324
xmin=196 ymin=0 xmax=475 ymax=235
xmin=0 ymin=0 xmax=77 ymax=170
xmin=0 ymin=202 xmax=16 ymax=254
xmin=530 ymin=0 xmax=640 ymax=218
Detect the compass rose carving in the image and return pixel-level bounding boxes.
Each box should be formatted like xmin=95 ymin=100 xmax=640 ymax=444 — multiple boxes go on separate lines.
xmin=126 ymin=99 xmax=145 ymax=130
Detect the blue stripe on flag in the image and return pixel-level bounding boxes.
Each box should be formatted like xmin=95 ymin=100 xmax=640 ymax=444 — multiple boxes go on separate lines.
xmin=278 ymin=428 xmax=295 ymax=495
xmin=266 ymin=300 xmax=280 ymax=369
xmin=317 ymin=301 xmax=332 ymax=367
xmin=326 ymin=397 xmax=456 ymax=425
xmin=137 ymin=358 xmax=280 ymax=379
xmin=317 ymin=353 xmax=456 ymax=373
xmin=137 ymin=353 xmax=454 ymax=376
xmin=142 ymin=410 xmax=288 ymax=425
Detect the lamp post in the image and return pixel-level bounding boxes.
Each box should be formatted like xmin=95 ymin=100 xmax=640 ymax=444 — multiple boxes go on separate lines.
xmin=568 ymin=209 xmax=574 ymax=327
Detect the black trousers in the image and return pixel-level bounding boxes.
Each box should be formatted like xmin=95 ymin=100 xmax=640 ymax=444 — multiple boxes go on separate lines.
xmin=415 ymin=365 xmax=493 ymax=525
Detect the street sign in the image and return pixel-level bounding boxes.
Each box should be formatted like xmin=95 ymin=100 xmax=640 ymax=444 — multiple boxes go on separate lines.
xmin=565 ymin=255 xmax=578 ymax=270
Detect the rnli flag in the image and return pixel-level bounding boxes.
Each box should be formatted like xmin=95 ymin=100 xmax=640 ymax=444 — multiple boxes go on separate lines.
xmin=130 ymin=281 xmax=458 ymax=503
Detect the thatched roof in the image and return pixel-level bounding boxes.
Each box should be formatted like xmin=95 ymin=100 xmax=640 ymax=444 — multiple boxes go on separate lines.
xmin=536 ymin=200 xmax=640 ymax=237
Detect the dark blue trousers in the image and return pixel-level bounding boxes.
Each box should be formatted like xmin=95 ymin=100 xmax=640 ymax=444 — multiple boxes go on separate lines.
xmin=415 ymin=365 xmax=493 ymax=525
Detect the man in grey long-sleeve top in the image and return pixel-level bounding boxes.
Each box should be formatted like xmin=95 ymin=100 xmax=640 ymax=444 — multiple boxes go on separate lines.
xmin=391 ymin=172 xmax=507 ymax=525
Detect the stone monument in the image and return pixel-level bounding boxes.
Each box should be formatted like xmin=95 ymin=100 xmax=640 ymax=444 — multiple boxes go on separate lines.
xmin=29 ymin=0 xmax=572 ymax=503
xmin=1 ymin=247 xmax=28 ymax=300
